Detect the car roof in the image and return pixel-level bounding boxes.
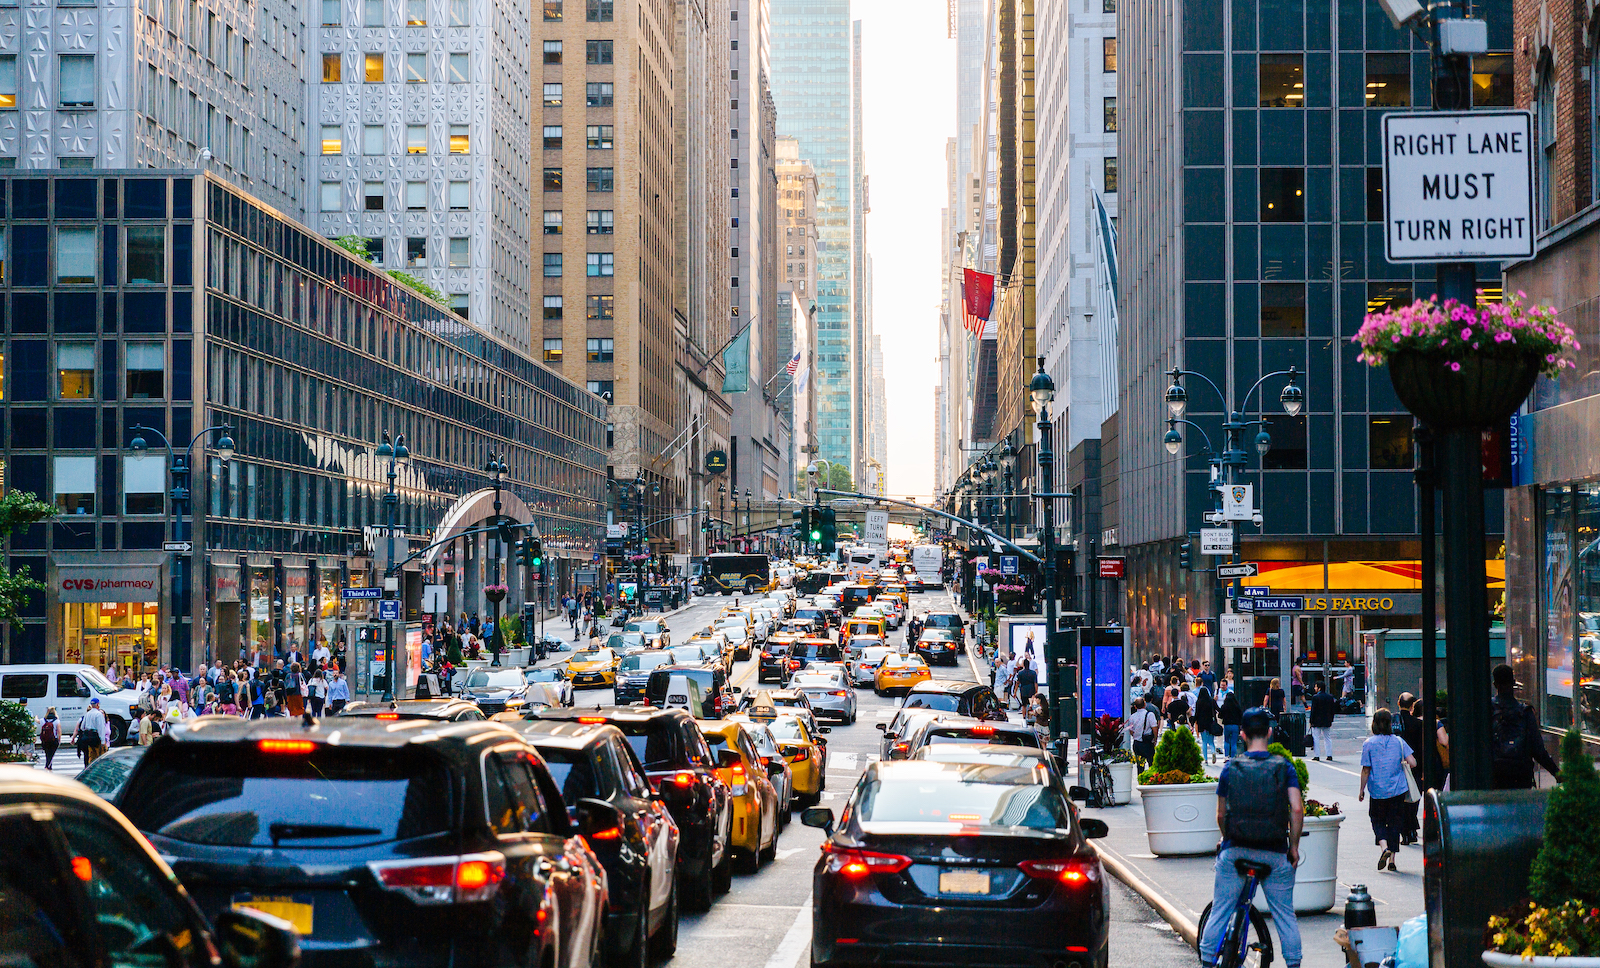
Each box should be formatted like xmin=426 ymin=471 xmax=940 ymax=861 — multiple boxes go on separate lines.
xmin=867 ymin=758 xmax=1049 ymax=785
xmin=529 ymin=704 xmax=695 ymax=726
xmin=149 ymin=712 xmax=526 ymax=752
xmin=340 ymin=699 xmax=482 ymax=718
xmin=907 ymin=679 xmax=985 ymax=696
xmin=916 ymin=716 xmax=1035 ymax=736
xmin=913 ymin=744 xmax=1052 ymax=766
xmin=511 ymin=719 xmax=622 ymax=750
xmin=0 ymin=764 xmax=156 ymax=838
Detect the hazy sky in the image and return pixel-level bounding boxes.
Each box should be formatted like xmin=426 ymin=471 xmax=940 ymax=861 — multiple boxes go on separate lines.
xmin=856 ymin=0 xmax=956 ymax=502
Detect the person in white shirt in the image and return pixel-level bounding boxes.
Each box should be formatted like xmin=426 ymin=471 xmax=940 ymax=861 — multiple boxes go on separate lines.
xmin=1127 ymin=697 xmax=1160 ymax=764
xmin=313 ymin=639 xmax=332 ymax=668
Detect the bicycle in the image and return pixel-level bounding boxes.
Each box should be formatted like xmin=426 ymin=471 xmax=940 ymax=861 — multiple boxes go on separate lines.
xmin=1078 ymin=746 xmax=1117 ymax=809
xmin=1196 ymin=859 xmax=1276 ymax=968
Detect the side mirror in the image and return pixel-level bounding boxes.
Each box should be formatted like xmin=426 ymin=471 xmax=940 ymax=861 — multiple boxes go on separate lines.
xmin=575 ymin=797 xmax=625 ymax=839
xmin=766 ymin=759 xmax=786 ymax=778
xmin=731 ymin=687 xmax=743 ymax=695
xmin=717 ymin=747 xmax=744 ymax=770
xmin=800 ymin=806 xmax=835 ymax=834
xmin=1068 ymin=785 xmax=1092 ymax=802
xmin=875 ymin=723 xmax=887 ymax=732
xmin=214 ymin=907 xmax=301 ymax=968
xmin=817 ymin=726 xmax=832 ymax=735
xmin=1078 ymin=818 xmax=1110 ymax=840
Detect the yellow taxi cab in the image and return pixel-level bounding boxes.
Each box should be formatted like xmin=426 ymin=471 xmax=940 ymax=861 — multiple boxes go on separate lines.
xmin=881 ymin=582 xmax=910 ymax=607
xmin=766 ymin=713 xmax=829 ymax=807
xmin=698 ymin=718 xmax=781 ymax=873
xmin=875 ymin=652 xmax=932 ymax=696
xmin=564 ymin=646 xmax=618 ymax=687
xmin=843 ymin=615 xmax=886 ymax=647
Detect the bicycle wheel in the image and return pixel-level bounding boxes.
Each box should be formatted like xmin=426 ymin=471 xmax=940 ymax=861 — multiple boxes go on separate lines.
xmin=1196 ymin=902 xmax=1274 ymax=968
xmin=1092 ymin=765 xmax=1116 ymax=808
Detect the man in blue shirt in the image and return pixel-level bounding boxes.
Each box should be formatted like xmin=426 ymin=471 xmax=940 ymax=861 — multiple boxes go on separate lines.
xmin=1201 ymin=707 xmax=1304 ymax=968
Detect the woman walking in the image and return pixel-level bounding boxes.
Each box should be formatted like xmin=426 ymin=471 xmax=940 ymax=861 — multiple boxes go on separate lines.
xmin=37 ymin=706 xmax=61 ymax=770
xmin=1359 ymin=708 xmax=1417 ymax=872
xmin=1193 ymin=683 xmax=1220 ymax=764
xmin=1219 ymin=689 xmax=1244 ymax=758
xmin=1266 ymin=676 xmax=1287 ymax=717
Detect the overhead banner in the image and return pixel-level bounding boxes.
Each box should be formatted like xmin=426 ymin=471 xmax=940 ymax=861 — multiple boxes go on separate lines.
xmin=722 ymin=327 xmax=750 ymax=393
xmin=962 ymin=268 xmax=996 ymax=336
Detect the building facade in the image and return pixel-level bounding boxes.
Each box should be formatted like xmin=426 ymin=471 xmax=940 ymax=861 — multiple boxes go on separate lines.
xmin=0 ymin=171 xmax=607 ymax=674
xmin=776 ymin=135 xmax=817 ymax=484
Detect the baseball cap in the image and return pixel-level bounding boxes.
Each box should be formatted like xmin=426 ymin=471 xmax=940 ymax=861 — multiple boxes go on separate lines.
xmin=1240 ymin=706 xmax=1273 ymax=734
xmin=89 ymin=697 xmax=100 ymax=705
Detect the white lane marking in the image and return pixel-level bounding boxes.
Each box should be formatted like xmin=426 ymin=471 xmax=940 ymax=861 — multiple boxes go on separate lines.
xmin=776 ymin=846 xmax=810 ymax=860
xmin=763 ymin=895 xmax=813 ymax=968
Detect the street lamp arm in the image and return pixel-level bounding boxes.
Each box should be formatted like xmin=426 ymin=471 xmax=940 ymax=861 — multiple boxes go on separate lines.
xmin=1168 ymin=417 xmax=1217 ymax=455
xmin=128 ymin=423 xmax=175 ymax=459
xmin=1171 ymin=368 xmax=1229 ymax=412
xmin=814 ymin=488 xmax=1043 ymax=564
xmin=1240 ymin=367 xmax=1298 ymax=415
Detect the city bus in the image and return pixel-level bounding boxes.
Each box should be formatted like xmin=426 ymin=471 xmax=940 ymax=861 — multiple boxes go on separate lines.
xmin=701 ymin=553 xmax=774 ymax=595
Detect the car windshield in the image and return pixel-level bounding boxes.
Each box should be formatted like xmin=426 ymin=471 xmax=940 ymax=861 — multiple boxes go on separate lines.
xmin=607 ymin=634 xmax=647 ymax=651
xmin=921 ymin=629 xmax=957 ymax=641
xmin=768 ymin=719 xmax=809 ymax=742
xmin=618 ymin=726 xmax=681 ymax=770
xmin=790 ymin=675 xmax=836 ymax=689
xmin=618 ymin=651 xmax=673 ymax=673
xmin=857 ymin=768 xmax=1069 ymax=830
xmin=860 ymin=647 xmax=890 ymax=662
xmin=538 ymin=747 xmax=605 ymax=808
xmin=79 ymin=669 xmax=121 ymax=694
xmin=669 ymin=646 xmax=704 ymax=663
xmin=902 ymin=693 xmax=959 ymax=711
xmin=122 ymin=746 xmax=452 ymax=847
xmin=627 ymin=621 xmax=664 ymax=634
xmin=524 ymin=668 xmax=563 ymax=683
xmin=74 ymin=748 xmax=145 ymax=800
xmin=466 ymin=669 xmax=525 ymax=689
xmin=573 ymin=649 xmax=612 ymax=664
xmin=925 ymin=614 xmax=960 ymax=628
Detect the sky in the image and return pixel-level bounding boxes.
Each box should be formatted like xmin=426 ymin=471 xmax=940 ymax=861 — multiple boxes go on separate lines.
xmin=856 ymin=0 xmax=956 ymax=503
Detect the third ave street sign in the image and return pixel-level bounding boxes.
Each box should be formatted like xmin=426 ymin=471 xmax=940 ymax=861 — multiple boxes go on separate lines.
xmin=1382 ymin=110 xmax=1535 ymax=262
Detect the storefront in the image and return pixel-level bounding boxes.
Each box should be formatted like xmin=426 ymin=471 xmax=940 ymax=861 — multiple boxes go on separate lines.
xmin=54 ymin=561 xmax=163 ymax=674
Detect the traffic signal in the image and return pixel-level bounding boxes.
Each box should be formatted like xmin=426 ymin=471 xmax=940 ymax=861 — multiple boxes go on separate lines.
xmin=1189 ymin=618 xmax=1216 ymax=637
xmin=529 ymin=537 xmax=543 ymax=569
xmin=818 ymin=506 xmax=837 ymax=552
xmin=1178 ymin=540 xmax=1193 ymax=570
xmin=793 ymin=507 xmax=811 ymax=542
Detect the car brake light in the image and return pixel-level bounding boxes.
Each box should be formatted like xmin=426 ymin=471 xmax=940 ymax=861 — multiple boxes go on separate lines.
xmin=578 ymin=716 xmax=606 ymax=724
xmin=257 ymin=739 xmax=315 ymax=754
xmin=730 ymin=762 xmax=746 ymax=778
xmin=673 ymin=771 xmax=695 ymax=787
xmin=71 ymin=856 xmax=92 ymax=881
xmin=830 ymin=690 xmax=849 ymax=697
xmin=1018 ymin=859 xmax=1097 ymax=885
xmin=947 ymin=813 xmax=982 ymax=823
xmin=822 ymin=843 xmax=912 ymax=878
xmin=370 ymin=852 xmax=507 ymax=903
xmin=893 ymin=742 xmax=908 ymax=753
xmin=375 ymin=712 xmax=400 ymax=720
xmin=760 ymin=756 xmax=771 ymax=767
xmin=788 ymin=747 xmax=811 ymax=762
xmin=587 ymin=826 xmax=622 ymax=841
xmin=970 ymin=725 xmax=995 ymax=737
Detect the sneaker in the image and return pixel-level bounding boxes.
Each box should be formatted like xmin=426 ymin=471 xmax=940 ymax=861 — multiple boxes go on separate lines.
xmin=1378 ymin=849 xmax=1392 ymax=871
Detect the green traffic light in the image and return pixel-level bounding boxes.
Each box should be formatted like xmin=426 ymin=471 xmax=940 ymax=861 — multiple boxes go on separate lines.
xmin=810 ymin=529 xmax=821 ymax=541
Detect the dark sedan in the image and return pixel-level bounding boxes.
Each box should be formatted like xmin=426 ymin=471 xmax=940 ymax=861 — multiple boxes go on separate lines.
xmin=803 ymin=760 xmax=1109 ymax=968
xmin=615 ymin=648 xmax=677 ymax=705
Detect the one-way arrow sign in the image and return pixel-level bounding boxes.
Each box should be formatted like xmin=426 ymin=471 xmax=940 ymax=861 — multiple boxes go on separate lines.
xmin=1217 ymin=562 xmax=1260 ymax=579
xmin=162 ymin=541 xmax=193 ymax=553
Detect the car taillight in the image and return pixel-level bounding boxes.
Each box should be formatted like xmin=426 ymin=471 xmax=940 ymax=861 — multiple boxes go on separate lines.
xmin=587 ymin=826 xmax=622 ymax=841
xmin=673 ymin=771 xmax=695 ymax=787
xmin=830 ymin=690 xmax=849 ymax=697
xmin=1018 ymin=859 xmax=1098 ymax=885
xmin=578 ymin=716 xmax=607 ymax=724
xmin=730 ymin=762 xmax=746 ymax=779
xmin=375 ymin=712 xmax=400 ymax=721
xmin=370 ymin=852 xmax=507 ymax=903
xmin=893 ymin=742 xmax=908 ymax=754
xmin=821 ymin=843 xmax=913 ymax=878
xmin=760 ymin=756 xmax=771 ymax=767
xmin=257 ymin=739 xmax=315 ymax=754
xmin=970 ymin=725 xmax=995 ymax=737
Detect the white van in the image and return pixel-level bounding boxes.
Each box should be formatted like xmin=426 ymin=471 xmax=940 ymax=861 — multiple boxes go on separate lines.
xmin=659 ymin=673 xmax=707 ymax=718
xmin=0 ymin=665 xmax=140 ymax=744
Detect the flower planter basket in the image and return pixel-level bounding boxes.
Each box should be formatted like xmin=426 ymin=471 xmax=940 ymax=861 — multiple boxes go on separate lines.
xmin=1137 ymin=781 xmax=1220 ymax=855
xmin=1109 ymin=760 xmax=1136 ymax=806
xmin=484 ymin=587 xmax=508 ymax=603
xmin=1387 ymin=350 xmax=1542 ymax=432
xmin=1252 ymin=812 xmax=1344 ymax=914
xmin=1483 ymin=954 xmax=1600 ymax=968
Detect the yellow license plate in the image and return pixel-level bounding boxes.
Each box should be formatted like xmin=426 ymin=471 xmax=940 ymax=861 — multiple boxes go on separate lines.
xmin=232 ymin=896 xmax=313 ymax=935
xmin=938 ymin=870 xmax=990 ymax=895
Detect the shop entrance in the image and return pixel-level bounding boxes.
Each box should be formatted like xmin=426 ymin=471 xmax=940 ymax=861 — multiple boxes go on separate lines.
xmin=1297 ymin=615 xmax=1361 ymax=697
xmin=62 ymin=602 xmax=159 ymax=674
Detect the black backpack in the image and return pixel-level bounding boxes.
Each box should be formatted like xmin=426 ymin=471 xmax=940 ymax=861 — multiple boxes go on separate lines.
xmin=1224 ymin=755 xmax=1291 ymax=849
xmin=1491 ymin=697 xmax=1531 ymax=768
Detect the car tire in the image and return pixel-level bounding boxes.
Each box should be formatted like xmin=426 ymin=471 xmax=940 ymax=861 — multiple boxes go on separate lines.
xmin=759 ymin=831 xmax=777 ymax=865
xmin=106 ymin=715 xmax=128 ymax=747
xmin=649 ymin=881 xmax=678 ymax=962
xmin=682 ymin=850 xmax=715 ymax=912
xmin=712 ymin=842 xmax=734 ymax=895
xmin=734 ymin=847 xmax=760 ymax=875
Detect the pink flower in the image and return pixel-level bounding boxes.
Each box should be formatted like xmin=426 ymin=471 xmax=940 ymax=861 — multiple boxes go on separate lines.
xmin=1448 ymin=362 xmax=1461 ymax=371
xmin=1461 ymin=328 xmax=1473 ymax=340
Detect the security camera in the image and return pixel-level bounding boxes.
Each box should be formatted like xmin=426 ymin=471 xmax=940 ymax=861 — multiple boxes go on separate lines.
xmin=1377 ymin=0 xmax=1425 ymax=31
xmin=1251 ymin=511 xmax=1264 ymax=526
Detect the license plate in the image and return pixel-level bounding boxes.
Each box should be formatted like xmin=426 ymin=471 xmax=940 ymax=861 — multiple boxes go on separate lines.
xmin=232 ymin=895 xmax=313 ymax=935
xmin=938 ymin=870 xmax=990 ymax=895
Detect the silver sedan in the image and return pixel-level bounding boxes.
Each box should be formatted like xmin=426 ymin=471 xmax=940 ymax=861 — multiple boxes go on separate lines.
xmin=789 ymin=670 xmax=858 ymax=725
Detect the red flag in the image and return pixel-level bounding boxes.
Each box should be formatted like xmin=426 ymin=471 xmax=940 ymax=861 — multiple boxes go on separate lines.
xmin=963 ymin=268 xmax=996 ymax=336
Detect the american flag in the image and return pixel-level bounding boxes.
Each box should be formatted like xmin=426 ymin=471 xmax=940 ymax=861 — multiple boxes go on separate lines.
xmin=785 ymin=351 xmax=802 ymax=375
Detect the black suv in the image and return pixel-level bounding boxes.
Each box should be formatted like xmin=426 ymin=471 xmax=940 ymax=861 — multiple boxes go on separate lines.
xmin=645 ymin=665 xmax=735 ymax=719
xmin=615 ymin=648 xmax=677 ymax=705
xmin=527 ymin=707 xmax=733 ymax=910
xmin=901 ymin=679 xmax=1010 ymax=721
xmin=516 ymin=721 xmax=681 ymax=967
xmin=119 ymin=718 xmax=609 ymax=968
xmin=758 ymin=642 xmax=796 ymax=684
xmin=922 ymin=610 xmax=966 ymax=650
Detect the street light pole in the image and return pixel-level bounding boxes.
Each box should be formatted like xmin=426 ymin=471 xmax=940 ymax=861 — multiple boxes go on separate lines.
xmin=1028 ymin=359 xmax=1063 ymax=739
xmin=485 ymin=452 xmax=507 ymax=667
xmin=375 ymin=431 xmax=408 ymax=701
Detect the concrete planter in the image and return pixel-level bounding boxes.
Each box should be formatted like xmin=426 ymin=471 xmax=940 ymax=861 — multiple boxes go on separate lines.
xmin=1483 ymin=954 xmax=1600 ymax=968
xmin=1253 ymin=812 xmax=1344 ymax=914
xmin=1109 ymin=760 xmax=1136 ymax=806
xmin=1137 ymin=781 xmax=1220 ymax=855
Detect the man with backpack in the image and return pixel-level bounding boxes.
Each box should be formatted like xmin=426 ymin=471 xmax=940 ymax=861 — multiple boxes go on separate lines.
xmin=1490 ymin=664 xmax=1560 ymax=789
xmin=1201 ymin=707 xmax=1304 ymax=968
xmin=1308 ymin=680 xmax=1339 ymax=761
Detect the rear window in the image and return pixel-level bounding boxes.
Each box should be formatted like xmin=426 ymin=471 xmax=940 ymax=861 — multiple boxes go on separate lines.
xmin=902 ymin=693 xmax=960 ymax=712
xmin=122 ymin=746 xmax=452 ymax=847
xmin=925 ymin=614 xmax=961 ymax=629
xmin=857 ymin=770 xmax=1069 ymax=830
xmin=927 ymin=729 xmax=1040 ymax=748
xmin=613 ymin=721 xmax=684 ymax=770
xmin=619 ymin=652 xmax=673 ymax=673
xmin=538 ymin=747 xmax=605 ymax=808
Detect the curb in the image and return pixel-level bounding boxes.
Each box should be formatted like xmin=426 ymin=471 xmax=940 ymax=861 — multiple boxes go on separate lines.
xmin=1091 ymin=842 xmax=1200 ymax=950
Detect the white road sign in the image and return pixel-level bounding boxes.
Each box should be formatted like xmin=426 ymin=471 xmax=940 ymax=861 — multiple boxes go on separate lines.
xmin=1220 ymin=613 xmax=1254 ymax=651
xmin=1383 ymin=110 xmax=1535 ymax=262
xmin=1200 ymin=527 xmax=1234 ymax=556
xmin=1222 ymin=484 xmax=1254 ymax=522
xmin=863 ymin=509 xmax=889 ymax=551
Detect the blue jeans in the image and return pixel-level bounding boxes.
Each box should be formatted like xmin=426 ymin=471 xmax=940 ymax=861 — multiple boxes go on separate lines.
xmin=1201 ymin=846 xmax=1301 ymax=968
xmin=1224 ymin=725 xmax=1241 ymax=758
xmin=1201 ymin=728 xmax=1217 ymax=759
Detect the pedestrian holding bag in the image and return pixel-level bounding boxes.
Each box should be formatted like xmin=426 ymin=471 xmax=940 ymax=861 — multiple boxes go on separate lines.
xmin=1403 ymin=758 xmax=1422 ymax=803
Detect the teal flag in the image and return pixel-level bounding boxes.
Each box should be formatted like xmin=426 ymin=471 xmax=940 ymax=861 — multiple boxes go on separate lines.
xmin=722 ymin=327 xmax=750 ymax=393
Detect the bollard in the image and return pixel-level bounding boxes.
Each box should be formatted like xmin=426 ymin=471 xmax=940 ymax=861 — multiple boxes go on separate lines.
xmin=1344 ymin=883 xmax=1376 ymax=929
xmin=1424 ymin=788 xmax=1548 ymax=968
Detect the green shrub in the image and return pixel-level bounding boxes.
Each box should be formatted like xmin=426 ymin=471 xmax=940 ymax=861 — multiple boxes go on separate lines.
xmin=1149 ymin=727 xmax=1203 ymax=778
xmin=0 ymin=699 xmax=34 ymax=747
xmin=1528 ymin=729 xmax=1600 ymax=908
xmin=1268 ymin=742 xmax=1310 ymax=791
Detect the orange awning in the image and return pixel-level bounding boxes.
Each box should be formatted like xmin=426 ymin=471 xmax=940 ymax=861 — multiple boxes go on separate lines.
xmin=1241 ymin=560 xmax=1504 ymax=592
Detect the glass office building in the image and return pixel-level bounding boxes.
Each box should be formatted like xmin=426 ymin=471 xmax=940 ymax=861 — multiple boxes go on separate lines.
xmin=0 ymin=172 xmax=607 ymax=671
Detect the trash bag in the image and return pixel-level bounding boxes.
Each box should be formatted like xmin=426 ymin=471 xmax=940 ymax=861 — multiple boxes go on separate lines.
xmin=1395 ymin=914 xmax=1427 ymax=968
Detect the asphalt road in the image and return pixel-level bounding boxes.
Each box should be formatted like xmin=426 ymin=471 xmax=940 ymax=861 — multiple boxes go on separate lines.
xmin=554 ymin=587 xmax=1198 ymax=968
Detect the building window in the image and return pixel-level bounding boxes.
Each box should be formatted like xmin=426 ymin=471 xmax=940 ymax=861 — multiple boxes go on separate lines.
xmin=56 ymin=226 xmax=95 ymax=284
xmin=1259 ymin=168 xmax=1305 ymax=221
xmin=543 ymin=0 xmax=561 ymax=20
xmin=543 ymin=252 xmax=562 ymax=276
xmin=1366 ymin=167 xmax=1384 ymax=222
xmin=451 ymin=0 xmax=469 ymax=24
xmin=365 ymin=237 xmax=385 ymax=264
xmin=1103 ymin=157 xmax=1117 ymax=193
xmin=57 ymin=343 xmax=94 ymax=398
xmin=363 ymin=124 xmax=385 ymax=154
xmin=406 ymin=52 xmax=426 ymax=82
xmin=321 ymin=125 xmax=342 ymax=154
xmin=1259 ymin=53 xmax=1304 ymax=107
xmin=364 ymin=52 xmax=384 ymax=82
xmin=322 ymin=0 xmax=341 ymax=25
xmin=586 ymin=40 xmax=613 ymax=64
xmin=544 ymin=40 xmax=562 ymax=63
xmin=122 ymin=454 xmax=165 ymax=515
xmin=731 ymin=276 xmax=739 ymax=288
xmin=586 ymin=380 xmax=614 ymax=399
xmin=322 ymin=52 xmax=341 ymax=82
xmin=53 ymin=456 xmax=97 ymax=515
xmin=543 ymin=338 xmax=563 ymax=362
xmin=1262 ymin=416 xmax=1307 ymax=470
xmin=1260 ymin=283 xmax=1306 ymax=337
xmin=406 ymin=124 xmax=426 ymax=153
xmin=0 ymin=55 xmax=16 ymax=108
xmin=125 ymin=225 xmax=165 ymax=284
xmin=587 ymin=210 xmax=614 ymax=234
xmin=586 ymin=167 xmax=613 ymax=192
xmin=406 ymin=236 xmax=426 ymax=267
xmin=544 ymin=295 xmax=563 ymax=319
xmin=125 ymin=342 xmax=165 ymax=398
xmin=1367 ymin=282 xmax=1413 ymax=314
xmin=363 ymin=0 xmax=382 ymax=25
xmin=586 ymin=82 xmax=613 ymax=107
xmin=543 ymin=125 xmax=562 ymax=149
xmin=448 ymin=237 xmax=468 ymax=266
xmin=606 ymin=423 xmax=614 ymax=447
xmin=320 ymin=181 xmax=341 ymax=211
xmin=1102 ymin=96 xmax=1116 ymax=132
xmin=587 ymin=337 xmax=614 ymax=362
xmin=364 ymin=181 xmax=384 ymax=211
xmin=1369 ymin=415 xmax=1416 ymax=470
xmin=406 ymin=0 xmax=425 ymax=24
xmin=59 ymin=54 xmax=94 ymax=106
xmin=450 ymin=52 xmax=469 ymax=83
xmin=1472 ymin=54 xmax=1513 ymax=107
xmin=1103 ymin=0 xmax=1115 ymax=9
xmin=587 ymin=294 xmax=614 ymax=319
xmin=586 ymin=252 xmax=614 ymax=276
xmin=449 ymin=181 xmax=469 ymax=210
xmin=585 ymin=0 xmax=612 ymax=21
xmin=544 ymin=210 xmax=563 ymax=234
xmin=1538 ymin=63 xmax=1555 ymax=229
xmin=406 ymin=181 xmax=426 ymax=210
xmin=586 ymin=125 xmax=613 ymax=149
xmin=1103 ymin=37 xmax=1116 ymax=72
xmin=449 ymin=293 xmax=468 ymax=319
xmin=449 ymin=125 xmax=468 ymax=153
xmin=1366 ymin=53 xmax=1410 ymax=107
xmin=544 ymin=167 xmax=562 ymax=191
xmin=543 ymin=82 xmax=562 ymax=105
